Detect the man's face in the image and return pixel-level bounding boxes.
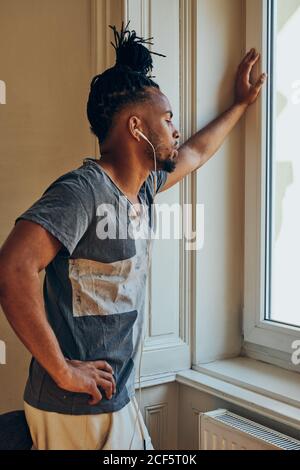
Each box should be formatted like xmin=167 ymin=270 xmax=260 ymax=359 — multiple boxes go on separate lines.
xmin=141 ymin=89 xmax=180 ymax=173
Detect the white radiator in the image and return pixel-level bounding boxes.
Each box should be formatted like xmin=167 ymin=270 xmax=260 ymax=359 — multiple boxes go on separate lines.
xmin=200 ymin=409 xmax=300 ymax=450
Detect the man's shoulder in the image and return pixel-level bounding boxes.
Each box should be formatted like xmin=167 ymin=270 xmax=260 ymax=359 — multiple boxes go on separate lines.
xmin=143 ymin=169 xmax=169 ymax=197
xmin=42 ymin=158 xmax=103 ymax=197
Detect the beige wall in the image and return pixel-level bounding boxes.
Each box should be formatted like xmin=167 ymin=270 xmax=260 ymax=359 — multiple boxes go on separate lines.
xmin=0 ymin=0 xmax=96 ymax=413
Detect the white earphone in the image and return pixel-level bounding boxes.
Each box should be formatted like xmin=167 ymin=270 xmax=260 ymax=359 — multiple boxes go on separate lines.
xmin=135 ymin=129 xmax=157 ymax=194
xmin=128 ymin=129 xmax=158 ymax=450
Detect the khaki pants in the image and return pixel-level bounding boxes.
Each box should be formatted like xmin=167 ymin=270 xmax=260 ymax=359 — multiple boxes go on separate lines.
xmin=24 ymin=396 xmax=154 ymax=450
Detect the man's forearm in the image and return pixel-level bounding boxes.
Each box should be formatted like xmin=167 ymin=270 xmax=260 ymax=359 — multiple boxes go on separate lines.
xmin=0 ymin=270 xmax=69 ymax=385
xmin=186 ymin=101 xmax=248 ymax=169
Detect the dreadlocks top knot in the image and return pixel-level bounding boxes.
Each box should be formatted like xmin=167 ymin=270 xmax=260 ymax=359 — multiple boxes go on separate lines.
xmin=109 ymin=20 xmax=166 ymax=77
xmin=86 ymin=21 xmax=166 ymax=144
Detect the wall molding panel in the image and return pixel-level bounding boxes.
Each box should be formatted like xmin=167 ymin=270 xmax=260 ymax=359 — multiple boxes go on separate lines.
xmin=122 ymin=0 xmax=199 ymax=379
xmin=145 ymin=402 xmax=168 ymax=450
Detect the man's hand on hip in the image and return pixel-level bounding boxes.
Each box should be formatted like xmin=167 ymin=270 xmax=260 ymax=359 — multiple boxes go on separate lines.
xmin=56 ymin=359 xmax=116 ymax=405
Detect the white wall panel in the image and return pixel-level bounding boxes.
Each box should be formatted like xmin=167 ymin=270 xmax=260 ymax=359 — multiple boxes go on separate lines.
xmin=125 ymin=0 xmax=193 ymax=378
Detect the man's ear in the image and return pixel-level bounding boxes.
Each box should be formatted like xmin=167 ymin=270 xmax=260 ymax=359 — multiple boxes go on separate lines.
xmin=128 ymin=115 xmax=143 ymax=141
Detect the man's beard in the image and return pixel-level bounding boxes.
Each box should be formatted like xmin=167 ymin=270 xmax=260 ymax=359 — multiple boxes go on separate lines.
xmin=145 ymin=133 xmax=177 ymax=173
xmin=160 ymin=158 xmax=177 ymax=173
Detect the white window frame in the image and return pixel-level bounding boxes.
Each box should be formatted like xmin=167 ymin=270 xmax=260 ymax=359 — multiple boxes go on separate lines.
xmin=243 ymin=0 xmax=300 ymax=365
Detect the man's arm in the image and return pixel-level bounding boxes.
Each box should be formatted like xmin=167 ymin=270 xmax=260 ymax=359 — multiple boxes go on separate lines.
xmin=160 ymin=48 xmax=267 ymax=192
xmin=0 ymin=220 xmax=115 ymax=405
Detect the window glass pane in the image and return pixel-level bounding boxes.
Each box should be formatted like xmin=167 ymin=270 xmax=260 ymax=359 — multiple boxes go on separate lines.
xmin=268 ymin=0 xmax=300 ymax=327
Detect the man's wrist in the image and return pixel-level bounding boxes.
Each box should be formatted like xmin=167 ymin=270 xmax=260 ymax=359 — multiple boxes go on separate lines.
xmin=50 ymin=358 xmax=70 ymax=386
xmin=233 ymin=100 xmax=249 ymax=112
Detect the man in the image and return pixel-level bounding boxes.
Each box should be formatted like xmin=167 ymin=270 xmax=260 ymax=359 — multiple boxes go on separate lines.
xmin=0 ymin=22 xmax=266 ymax=449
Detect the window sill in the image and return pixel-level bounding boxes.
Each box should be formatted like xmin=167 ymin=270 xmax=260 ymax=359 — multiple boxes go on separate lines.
xmin=176 ymin=357 xmax=300 ymax=431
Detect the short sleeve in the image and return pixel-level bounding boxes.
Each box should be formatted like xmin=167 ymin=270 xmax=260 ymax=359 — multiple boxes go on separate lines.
xmin=15 ymin=174 xmax=94 ymax=256
xmin=148 ymin=170 xmax=168 ymax=196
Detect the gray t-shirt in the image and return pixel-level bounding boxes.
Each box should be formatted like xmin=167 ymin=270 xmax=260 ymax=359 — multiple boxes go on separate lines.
xmin=15 ymin=157 xmax=168 ymax=415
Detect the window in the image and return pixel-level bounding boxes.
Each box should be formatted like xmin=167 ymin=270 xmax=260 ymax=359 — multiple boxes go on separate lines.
xmin=244 ymin=0 xmax=300 ymax=365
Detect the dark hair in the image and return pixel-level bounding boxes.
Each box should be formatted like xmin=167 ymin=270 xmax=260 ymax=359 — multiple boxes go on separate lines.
xmin=86 ymin=21 xmax=166 ymax=144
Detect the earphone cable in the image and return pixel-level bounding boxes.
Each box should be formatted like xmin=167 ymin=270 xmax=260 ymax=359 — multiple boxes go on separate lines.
xmin=129 ymin=132 xmax=157 ymax=450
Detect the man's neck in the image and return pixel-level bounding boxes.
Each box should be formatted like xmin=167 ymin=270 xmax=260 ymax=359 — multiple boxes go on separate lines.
xmin=95 ymin=153 xmax=150 ymax=204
